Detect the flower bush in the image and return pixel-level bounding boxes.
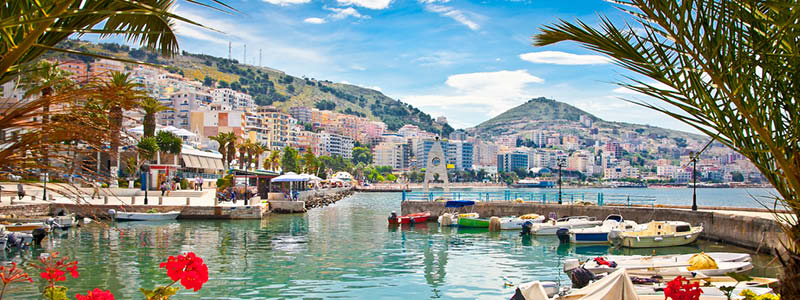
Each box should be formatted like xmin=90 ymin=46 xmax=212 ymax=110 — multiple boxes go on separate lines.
xmin=664 ymin=276 xmax=703 ymax=300
xmin=740 ymin=289 xmax=780 ymax=300
xmin=0 ymin=251 xmax=208 ymax=300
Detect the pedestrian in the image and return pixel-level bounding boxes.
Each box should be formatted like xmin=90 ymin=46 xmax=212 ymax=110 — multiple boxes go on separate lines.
xmin=198 ymin=176 xmax=204 ymax=191
xmin=91 ymin=180 xmax=100 ymax=199
xmin=160 ymin=181 xmax=168 ymax=196
xmin=17 ymin=182 xmax=25 ymax=200
xmin=173 ymin=175 xmax=181 ymax=191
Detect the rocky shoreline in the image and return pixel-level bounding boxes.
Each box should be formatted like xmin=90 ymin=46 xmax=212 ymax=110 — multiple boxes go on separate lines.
xmin=305 ymin=189 xmax=354 ymax=209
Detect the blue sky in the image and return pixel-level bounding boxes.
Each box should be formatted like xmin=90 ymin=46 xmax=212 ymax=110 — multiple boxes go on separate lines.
xmin=166 ymin=0 xmax=696 ymax=133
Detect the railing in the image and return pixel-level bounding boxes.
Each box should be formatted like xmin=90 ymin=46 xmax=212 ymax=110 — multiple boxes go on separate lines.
xmin=401 ymin=190 xmax=656 ymax=207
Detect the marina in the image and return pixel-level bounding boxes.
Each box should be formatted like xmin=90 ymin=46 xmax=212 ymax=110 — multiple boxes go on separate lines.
xmin=0 ymin=192 xmax=782 ymax=299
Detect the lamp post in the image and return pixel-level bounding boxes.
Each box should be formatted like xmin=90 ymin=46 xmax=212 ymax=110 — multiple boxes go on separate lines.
xmin=690 ymin=151 xmax=697 ymax=211
xmin=141 ymin=164 xmax=149 ymax=205
xmin=557 ymin=157 xmax=566 ymax=204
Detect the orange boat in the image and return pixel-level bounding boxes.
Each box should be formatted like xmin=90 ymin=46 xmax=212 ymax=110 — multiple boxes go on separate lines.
xmin=4 ymin=222 xmax=47 ymax=232
xmin=388 ymin=211 xmax=430 ymax=224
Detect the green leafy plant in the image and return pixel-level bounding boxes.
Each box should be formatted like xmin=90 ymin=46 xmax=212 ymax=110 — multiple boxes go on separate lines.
xmin=740 ymin=289 xmax=780 ymax=300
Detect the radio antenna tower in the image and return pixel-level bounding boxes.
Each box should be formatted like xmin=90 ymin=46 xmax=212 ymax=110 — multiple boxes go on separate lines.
xmin=259 ymin=49 xmax=262 ymax=67
xmin=243 ymin=44 xmax=247 ymax=65
xmin=228 ymin=41 xmax=231 ymax=60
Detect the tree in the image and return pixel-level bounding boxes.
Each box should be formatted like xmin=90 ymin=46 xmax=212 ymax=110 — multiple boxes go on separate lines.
xmin=281 ymin=146 xmax=300 ymax=173
xmin=0 ymin=0 xmax=235 ymax=86
xmin=732 ymin=172 xmax=745 ymax=183
xmin=155 ymin=131 xmax=182 ymax=155
xmin=352 ymin=147 xmax=373 ymax=165
xmin=302 ymin=151 xmax=318 ymax=174
xmin=386 ymin=173 xmax=397 ymax=182
xmin=209 ymin=132 xmax=235 ymax=170
xmin=96 ymin=71 xmax=146 ymax=181
xmin=203 ymin=76 xmax=216 ymax=87
xmin=139 ymin=97 xmax=171 ymax=137
xmin=265 ymin=149 xmax=281 ymax=172
xmin=534 ymin=0 xmax=800 ymax=293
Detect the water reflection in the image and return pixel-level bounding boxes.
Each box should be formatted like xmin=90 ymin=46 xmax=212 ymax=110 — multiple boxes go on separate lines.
xmin=0 ymin=192 xmax=780 ymax=299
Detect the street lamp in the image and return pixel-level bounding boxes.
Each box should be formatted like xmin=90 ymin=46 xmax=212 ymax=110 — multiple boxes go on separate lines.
xmin=557 ymin=157 xmax=566 ymax=204
xmin=690 ymin=151 xmax=698 ymax=211
xmin=140 ymin=164 xmax=149 ymax=205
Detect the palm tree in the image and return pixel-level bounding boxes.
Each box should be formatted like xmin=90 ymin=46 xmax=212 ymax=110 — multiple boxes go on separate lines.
xmin=94 ymin=71 xmax=145 ymax=182
xmin=266 ymin=149 xmax=281 ymax=172
xmin=138 ymin=97 xmax=170 ymax=138
xmin=209 ymin=133 xmax=230 ymax=169
xmin=533 ymin=0 xmax=800 ymax=294
xmin=252 ymin=143 xmax=266 ymax=170
xmin=225 ymin=132 xmax=237 ymax=170
xmin=0 ymin=0 xmax=236 ymax=85
xmin=237 ymin=139 xmax=249 ymax=170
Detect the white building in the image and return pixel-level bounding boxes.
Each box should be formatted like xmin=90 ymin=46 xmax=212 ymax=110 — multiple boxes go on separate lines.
xmin=373 ymin=142 xmax=410 ymax=170
xmin=319 ymin=131 xmax=354 ymax=159
xmin=212 ymin=88 xmax=253 ymax=111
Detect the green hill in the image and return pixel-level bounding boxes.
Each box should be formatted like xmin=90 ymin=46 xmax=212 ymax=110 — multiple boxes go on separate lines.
xmin=471 ymin=97 xmax=703 ymax=142
xmin=50 ymin=40 xmax=451 ymax=135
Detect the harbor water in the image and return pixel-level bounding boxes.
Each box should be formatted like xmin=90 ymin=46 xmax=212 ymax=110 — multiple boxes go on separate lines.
xmin=5 ymin=191 xmax=780 ymax=299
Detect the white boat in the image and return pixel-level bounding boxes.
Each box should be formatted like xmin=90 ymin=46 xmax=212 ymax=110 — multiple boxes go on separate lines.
xmin=109 ymin=210 xmax=180 ymax=221
xmin=568 ymin=215 xmax=638 ymax=244
xmin=609 ymin=221 xmax=703 ymax=248
xmin=500 ymin=214 xmax=545 ymax=230
xmin=528 ymin=216 xmax=601 ymax=235
xmin=581 ymin=253 xmax=754 ymax=276
xmin=605 ymin=252 xmax=751 ymax=264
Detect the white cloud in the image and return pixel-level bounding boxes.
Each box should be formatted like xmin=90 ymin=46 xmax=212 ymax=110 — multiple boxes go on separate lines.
xmin=404 ymin=70 xmax=544 ymax=119
xmin=327 ymin=7 xmax=368 ymax=20
xmin=424 ymin=4 xmax=480 ymax=31
xmin=337 ymin=0 xmax=392 ymax=9
xmin=519 ymin=51 xmax=612 ymax=65
xmin=262 ymin=0 xmax=311 ymax=6
xmin=304 ymin=17 xmax=326 ymax=24
xmin=414 ymin=51 xmax=469 ymax=66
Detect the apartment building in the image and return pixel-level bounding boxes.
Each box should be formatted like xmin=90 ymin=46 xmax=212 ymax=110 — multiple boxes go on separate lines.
xmin=164 ymin=91 xmax=213 ymax=129
xmin=497 ymin=152 xmax=529 ymax=173
xmin=212 ymin=88 xmax=254 ymax=111
xmin=289 ymin=106 xmax=313 ymax=124
xmin=189 ymin=110 xmax=246 ymax=139
xmin=373 ymin=142 xmax=411 ymax=170
xmin=318 ymin=131 xmax=354 ymax=159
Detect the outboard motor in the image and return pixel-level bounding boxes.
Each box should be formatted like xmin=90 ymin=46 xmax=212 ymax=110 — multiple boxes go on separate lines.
xmin=556 ymin=228 xmax=571 ymax=244
xmin=108 ymin=209 xmax=117 ymax=221
xmin=32 ymin=228 xmax=47 ymax=246
xmin=563 ymin=259 xmax=595 ymax=289
xmin=520 ymin=221 xmax=534 ymax=236
xmin=387 ymin=211 xmax=398 ymax=223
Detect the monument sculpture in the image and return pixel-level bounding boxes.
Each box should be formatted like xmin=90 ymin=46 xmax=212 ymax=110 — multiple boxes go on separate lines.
xmin=423 ymin=136 xmax=449 ymax=193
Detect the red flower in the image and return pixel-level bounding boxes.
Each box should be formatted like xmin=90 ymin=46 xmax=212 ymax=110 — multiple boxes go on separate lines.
xmin=664 ymin=276 xmax=703 ymax=300
xmin=159 ymin=252 xmax=209 ymax=291
xmin=75 ymin=288 xmax=114 ymax=300
xmin=0 ymin=262 xmax=33 ymax=285
xmin=30 ymin=253 xmax=79 ymax=286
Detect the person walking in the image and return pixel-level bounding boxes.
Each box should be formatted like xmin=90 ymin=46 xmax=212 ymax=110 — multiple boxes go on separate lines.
xmin=160 ymin=181 xmax=168 ymax=196
xmin=91 ymin=180 xmax=100 ymax=199
xmin=198 ymin=177 xmax=204 ymax=191
xmin=194 ymin=176 xmax=200 ymax=191
xmin=17 ymin=182 xmax=25 ymax=200
xmin=173 ymin=175 xmax=181 ymax=191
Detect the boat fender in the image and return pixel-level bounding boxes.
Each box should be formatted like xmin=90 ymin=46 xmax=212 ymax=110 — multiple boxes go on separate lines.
xmin=108 ymin=209 xmax=117 ymax=216
xmin=32 ymin=228 xmax=47 ymax=246
xmin=556 ymin=228 xmax=570 ymax=244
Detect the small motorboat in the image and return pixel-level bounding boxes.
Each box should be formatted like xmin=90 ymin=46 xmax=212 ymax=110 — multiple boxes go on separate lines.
xmin=500 ymin=214 xmax=545 ymax=230
xmin=567 ymin=215 xmax=638 ymax=244
xmin=608 ymin=220 xmax=703 ymax=248
xmin=388 ymin=211 xmax=430 ymax=224
xmin=578 ymin=252 xmax=754 ymax=277
xmin=4 ymin=222 xmax=48 ymax=232
xmin=46 ymin=215 xmax=76 ymax=230
xmin=526 ymin=216 xmax=601 ymax=235
xmin=438 ymin=201 xmax=477 ymax=226
xmin=605 ymin=252 xmax=751 ymax=264
xmin=457 ymin=216 xmax=490 ymax=228
xmin=109 ymin=209 xmax=180 ymax=222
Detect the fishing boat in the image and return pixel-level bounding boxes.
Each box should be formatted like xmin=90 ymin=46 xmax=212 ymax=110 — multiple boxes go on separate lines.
xmin=500 ymin=214 xmax=545 ymax=230
xmin=4 ymin=222 xmax=47 ymax=232
xmin=387 ymin=211 xmax=430 ymax=224
xmin=608 ymin=221 xmax=702 ymax=248
xmin=567 ymin=215 xmax=638 ymax=244
xmin=109 ymin=210 xmax=180 ymax=222
xmin=457 ymin=216 xmax=490 ymax=228
xmin=526 ymin=216 xmax=601 ymax=235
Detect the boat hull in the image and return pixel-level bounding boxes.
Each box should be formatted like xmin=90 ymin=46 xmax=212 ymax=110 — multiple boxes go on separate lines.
xmin=114 ymin=212 xmax=180 ymax=221
xmin=532 ymin=222 xmax=601 ymax=235
xmin=388 ymin=212 xmax=430 ymax=224
xmin=4 ymin=223 xmax=46 ymax=232
xmin=571 ymin=232 xmax=610 ymax=244
xmin=457 ymin=217 xmax=490 ymax=228
xmin=612 ymin=228 xmax=702 ymax=248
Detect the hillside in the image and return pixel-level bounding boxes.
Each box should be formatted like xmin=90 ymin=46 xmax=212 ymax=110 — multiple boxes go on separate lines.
xmin=471 ymin=97 xmax=704 ymax=142
xmin=50 ymin=40 xmax=451 ymax=135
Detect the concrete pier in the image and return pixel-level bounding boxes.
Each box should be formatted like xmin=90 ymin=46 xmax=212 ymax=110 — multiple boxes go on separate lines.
xmin=401 ymin=200 xmax=785 ymax=254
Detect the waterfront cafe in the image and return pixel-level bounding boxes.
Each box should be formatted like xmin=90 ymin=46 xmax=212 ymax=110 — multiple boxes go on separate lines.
xmin=270 ymin=172 xmax=322 ymax=200
xmin=230 ymin=169 xmax=279 ymax=201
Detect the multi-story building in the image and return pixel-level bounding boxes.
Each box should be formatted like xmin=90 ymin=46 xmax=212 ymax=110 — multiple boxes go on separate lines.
xmin=580 ymin=115 xmax=593 ymax=128
xmin=497 ymin=152 xmax=529 ymax=173
xmin=604 ymin=166 xmax=641 ymax=179
xmin=567 ymin=150 xmax=594 ymax=174
xmin=373 ymin=142 xmax=411 ymax=170
xmin=530 ymin=149 xmax=567 ymax=169
xmin=398 ymin=124 xmax=423 ymax=138
xmin=56 ymin=60 xmax=88 ymax=83
xmin=294 ymin=130 xmax=319 ymax=154
xmin=445 ymin=140 xmax=474 ymax=171
xmin=189 ymin=110 xmax=246 ymax=139
xmin=604 ymin=142 xmax=623 ymax=158
xmin=89 ymin=59 xmax=124 ymax=79
xmin=211 ymin=88 xmax=253 ymax=111
xmin=289 ymin=106 xmax=313 ymax=124
xmin=318 ymin=131 xmax=354 ymax=159
xmin=164 ymin=91 xmax=213 ymax=129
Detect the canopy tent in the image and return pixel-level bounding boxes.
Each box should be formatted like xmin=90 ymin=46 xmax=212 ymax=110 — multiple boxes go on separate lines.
xmin=300 ymin=174 xmax=323 ymax=181
xmin=272 ymin=172 xmax=309 ymax=183
xmin=445 ymin=200 xmax=476 ymax=208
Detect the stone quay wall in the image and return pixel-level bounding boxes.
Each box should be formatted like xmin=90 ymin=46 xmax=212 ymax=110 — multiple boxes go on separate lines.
xmin=0 ymin=203 xmax=265 ymax=220
xmin=401 ymin=200 xmax=784 ymax=254
xmin=270 ymin=188 xmax=354 ymax=213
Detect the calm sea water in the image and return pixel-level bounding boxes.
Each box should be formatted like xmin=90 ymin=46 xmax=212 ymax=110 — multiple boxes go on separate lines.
xmin=423 ymin=187 xmax=781 ymax=208
xmin=4 ymin=192 xmax=779 ymax=299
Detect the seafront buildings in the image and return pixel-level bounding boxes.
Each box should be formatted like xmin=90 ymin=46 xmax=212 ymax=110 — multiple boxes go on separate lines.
xmin=4 ymin=56 xmax=764 ymax=185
